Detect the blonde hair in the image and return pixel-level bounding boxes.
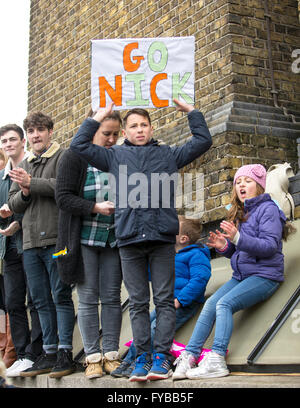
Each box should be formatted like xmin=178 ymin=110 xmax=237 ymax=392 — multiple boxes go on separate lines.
xmin=0 ymin=149 xmax=8 ymax=170
xmin=178 ymin=215 xmax=203 ymax=244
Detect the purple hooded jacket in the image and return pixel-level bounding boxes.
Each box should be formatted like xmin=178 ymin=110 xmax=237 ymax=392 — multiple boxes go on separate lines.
xmin=218 ymin=194 xmax=286 ymax=282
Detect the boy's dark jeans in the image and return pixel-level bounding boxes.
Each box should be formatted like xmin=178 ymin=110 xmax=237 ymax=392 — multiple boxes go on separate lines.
xmin=23 ymin=245 xmax=75 ymax=352
xmin=3 ymin=247 xmax=43 ymax=361
xmin=119 ymin=241 xmax=176 ymax=360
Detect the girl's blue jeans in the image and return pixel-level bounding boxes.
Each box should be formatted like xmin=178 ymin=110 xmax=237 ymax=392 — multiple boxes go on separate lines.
xmin=77 ymin=244 xmax=122 ymax=356
xmin=185 ymin=276 xmax=280 ymax=357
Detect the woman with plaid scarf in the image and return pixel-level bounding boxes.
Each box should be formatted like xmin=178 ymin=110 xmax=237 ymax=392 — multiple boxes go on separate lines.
xmin=55 ymin=109 xmax=123 ymax=379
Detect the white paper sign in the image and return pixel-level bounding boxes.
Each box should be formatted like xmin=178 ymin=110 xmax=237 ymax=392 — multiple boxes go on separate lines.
xmin=91 ymin=37 xmax=195 ymax=111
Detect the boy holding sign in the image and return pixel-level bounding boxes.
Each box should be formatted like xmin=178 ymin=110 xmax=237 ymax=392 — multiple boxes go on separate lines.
xmin=70 ymin=99 xmax=212 ymax=381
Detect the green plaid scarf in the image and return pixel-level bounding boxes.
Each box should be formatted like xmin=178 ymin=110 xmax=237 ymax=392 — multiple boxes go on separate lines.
xmin=80 ymin=166 xmax=116 ymax=247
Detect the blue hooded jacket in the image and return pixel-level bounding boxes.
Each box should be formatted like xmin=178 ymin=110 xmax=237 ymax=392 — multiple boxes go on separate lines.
xmin=174 ymin=244 xmax=211 ymax=306
xmin=218 ymin=194 xmax=286 ymax=282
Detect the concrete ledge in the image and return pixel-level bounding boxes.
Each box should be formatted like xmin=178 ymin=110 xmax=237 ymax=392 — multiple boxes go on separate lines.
xmin=9 ymin=371 xmax=300 ymax=389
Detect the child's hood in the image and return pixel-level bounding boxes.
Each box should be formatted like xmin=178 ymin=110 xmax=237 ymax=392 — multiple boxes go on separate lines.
xmin=178 ymin=243 xmax=211 ymax=260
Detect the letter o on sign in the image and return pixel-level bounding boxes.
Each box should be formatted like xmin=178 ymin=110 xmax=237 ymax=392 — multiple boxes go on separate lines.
xmin=148 ymin=41 xmax=168 ymax=72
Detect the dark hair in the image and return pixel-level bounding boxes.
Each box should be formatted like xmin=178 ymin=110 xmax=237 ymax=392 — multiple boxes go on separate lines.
xmin=123 ymin=108 xmax=151 ymax=127
xmin=178 ymin=215 xmax=203 ymax=244
xmin=0 ymin=124 xmax=24 ymax=140
xmin=87 ymin=108 xmax=122 ymax=126
xmin=23 ymin=112 xmax=54 ymax=131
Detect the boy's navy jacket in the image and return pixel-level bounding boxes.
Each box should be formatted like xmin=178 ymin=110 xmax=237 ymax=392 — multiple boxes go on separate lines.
xmin=218 ymin=194 xmax=286 ymax=282
xmin=175 ymin=244 xmax=211 ymax=306
xmin=70 ymin=109 xmax=212 ymax=247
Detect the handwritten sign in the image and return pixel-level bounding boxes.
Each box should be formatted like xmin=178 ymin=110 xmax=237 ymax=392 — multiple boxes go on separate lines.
xmin=91 ymin=37 xmax=195 ymax=110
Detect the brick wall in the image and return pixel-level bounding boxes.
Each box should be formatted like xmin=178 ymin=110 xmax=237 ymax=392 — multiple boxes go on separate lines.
xmin=27 ymin=0 xmax=300 ymax=227
xmin=28 ymin=0 xmax=300 ymax=141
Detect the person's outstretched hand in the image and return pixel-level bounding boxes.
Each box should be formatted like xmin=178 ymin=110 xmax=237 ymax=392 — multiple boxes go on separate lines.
xmin=206 ymin=229 xmax=227 ymax=250
xmin=220 ymin=221 xmax=238 ymax=242
xmin=92 ymin=102 xmax=115 ymax=123
xmin=173 ymin=98 xmax=194 ymax=113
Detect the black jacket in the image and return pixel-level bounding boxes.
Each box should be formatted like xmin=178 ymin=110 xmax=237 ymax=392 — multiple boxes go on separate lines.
xmin=55 ymin=149 xmax=93 ymax=284
xmin=70 ymin=109 xmax=212 ymax=247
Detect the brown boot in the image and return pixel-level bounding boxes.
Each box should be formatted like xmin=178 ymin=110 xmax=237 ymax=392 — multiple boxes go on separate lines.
xmin=3 ymin=314 xmax=17 ymax=369
xmin=84 ymin=353 xmax=104 ymax=379
xmin=103 ymin=351 xmax=121 ymax=374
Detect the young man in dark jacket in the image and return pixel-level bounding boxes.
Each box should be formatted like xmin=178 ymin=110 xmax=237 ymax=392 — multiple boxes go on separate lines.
xmin=0 ymin=124 xmax=42 ymax=376
xmin=70 ymin=99 xmax=212 ymax=381
xmin=8 ymin=113 xmax=75 ymax=379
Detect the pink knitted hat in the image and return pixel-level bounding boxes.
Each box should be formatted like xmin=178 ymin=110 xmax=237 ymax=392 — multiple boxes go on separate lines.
xmin=233 ymin=164 xmax=266 ymax=190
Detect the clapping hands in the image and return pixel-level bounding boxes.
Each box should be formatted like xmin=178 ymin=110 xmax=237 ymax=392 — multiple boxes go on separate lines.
xmin=206 ymin=221 xmax=237 ymax=250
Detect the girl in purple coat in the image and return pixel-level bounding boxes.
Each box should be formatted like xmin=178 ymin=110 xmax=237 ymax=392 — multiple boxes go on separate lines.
xmin=173 ymin=164 xmax=294 ymax=380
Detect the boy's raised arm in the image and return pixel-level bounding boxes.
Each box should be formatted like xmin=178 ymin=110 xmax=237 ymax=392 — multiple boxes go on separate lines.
xmin=171 ymin=99 xmax=212 ymax=169
xmin=70 ymin=103 xmax=115 ymax=172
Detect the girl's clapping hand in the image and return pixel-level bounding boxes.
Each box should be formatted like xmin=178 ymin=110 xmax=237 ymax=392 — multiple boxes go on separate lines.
xmin=206 ymin=229 xmax=227 ymax=250
xmin=220 ymin=221 xmax=237 ymax=241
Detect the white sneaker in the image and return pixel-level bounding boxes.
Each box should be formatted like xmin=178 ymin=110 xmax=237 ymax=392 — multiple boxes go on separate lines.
xmin=172 ymin=350 xmax=196 ymax=381
xmin=6 ymin=358 xmax=34 ymax=377
xmin=6 ymin=359 xmax=22 ymax=377
xmin=186 ymin=351 xmax=229 ymax=379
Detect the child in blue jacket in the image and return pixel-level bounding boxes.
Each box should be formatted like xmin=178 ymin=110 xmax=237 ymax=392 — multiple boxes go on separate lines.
xmin=111 ymin=215 xmax=211 ymax=378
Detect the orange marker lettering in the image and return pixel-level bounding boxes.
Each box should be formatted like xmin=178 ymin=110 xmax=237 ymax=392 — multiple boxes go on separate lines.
xmin=150 ymin=73 xmax=168 ymax=108
xmin=99 ymin=75 xmax=122 ymax=107
xmin=123 ymin=42 xmax=144 ymax=72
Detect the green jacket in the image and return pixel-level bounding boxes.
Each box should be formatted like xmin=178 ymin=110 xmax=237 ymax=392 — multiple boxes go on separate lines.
xmin=0 ymin=161 xmax=23 ymax=259
xmin=8 ymin=142 xmax=65 ymax=250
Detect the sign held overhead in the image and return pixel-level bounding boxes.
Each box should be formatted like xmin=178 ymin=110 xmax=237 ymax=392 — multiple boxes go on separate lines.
xmin=91 ymin=37 xmax=195 ymax=111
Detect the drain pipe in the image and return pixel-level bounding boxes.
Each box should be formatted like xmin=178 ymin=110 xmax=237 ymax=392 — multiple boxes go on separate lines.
xmin=264 ymin=0 xmax=296 ymax=123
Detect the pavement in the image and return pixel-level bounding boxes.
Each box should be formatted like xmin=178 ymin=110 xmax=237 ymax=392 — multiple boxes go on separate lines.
xmin=8 ymin=370 xmax=300 ymax=389
xmin=6 ymin=370 xmax=300 ymax=407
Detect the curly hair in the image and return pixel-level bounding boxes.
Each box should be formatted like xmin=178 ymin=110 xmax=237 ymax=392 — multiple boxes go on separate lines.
xmin=23 ymin=112 xmax=54 ymax=131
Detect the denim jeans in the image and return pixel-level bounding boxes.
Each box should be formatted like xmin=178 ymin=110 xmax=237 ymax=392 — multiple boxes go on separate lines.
xmin=186 ymin=276 xmax=280 ymax=357
xmin=77 ymin=244 xmax=122 ymax=356
xmin=119 ymin=241 xmax=176 ymax=359
xmin=3 ymin=247 xmax=43 ymax=360
xmin=124 ymin=301 xmax=201 ymax=363
xmin=23 ymin=246 xmax=75 ymax=353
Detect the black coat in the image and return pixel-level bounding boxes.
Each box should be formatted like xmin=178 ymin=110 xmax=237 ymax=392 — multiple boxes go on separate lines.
xmin=70 ymin=109 xmax=212 ymax=247
xmin=55 ymin=149 xmax=93 ymax=284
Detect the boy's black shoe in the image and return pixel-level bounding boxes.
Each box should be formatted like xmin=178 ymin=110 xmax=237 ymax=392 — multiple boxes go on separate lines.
xmin=20 ymin=352 xmax=57 ymax=377
xmin=123 ymin=361 xmax=135 ymax=378
xmin=111 ymin=360 xmax=131 ymax=378
xmin=48 ymin=349 xmax=76 ymax=378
